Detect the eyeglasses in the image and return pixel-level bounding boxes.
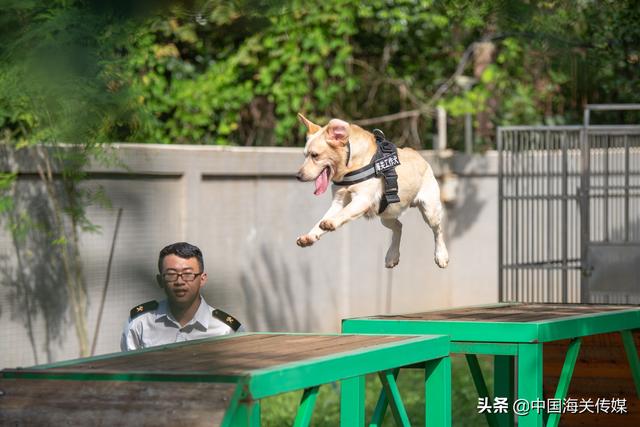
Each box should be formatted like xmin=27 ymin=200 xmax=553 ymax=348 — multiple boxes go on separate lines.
xmin=162 ymin=272 xmax=203 ymax=282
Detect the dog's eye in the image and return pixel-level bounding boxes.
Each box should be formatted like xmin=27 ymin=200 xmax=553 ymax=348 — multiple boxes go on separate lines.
xmin=310 ymin=152 xmax=319 ymax=159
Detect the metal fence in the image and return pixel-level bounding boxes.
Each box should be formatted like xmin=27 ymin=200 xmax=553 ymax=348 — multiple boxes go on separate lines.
xmin=498 ymin=105 xmax=640 ymax=304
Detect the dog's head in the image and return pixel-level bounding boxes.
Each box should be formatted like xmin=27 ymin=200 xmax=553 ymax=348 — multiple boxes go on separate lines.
xmin=296 ymin=113 xmax=350 ymax=196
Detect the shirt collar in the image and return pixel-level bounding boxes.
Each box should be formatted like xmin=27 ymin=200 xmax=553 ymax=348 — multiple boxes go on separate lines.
xmin=191 ymin=296 xmax=210 ymax=329
xmin=156 ymin=296 xmax=210 ymax=330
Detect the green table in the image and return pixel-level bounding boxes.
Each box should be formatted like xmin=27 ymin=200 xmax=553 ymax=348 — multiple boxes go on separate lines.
xmin=342 ymin=303 xmax=640 ymax=427
xmin=0 ymin=333 xmax=451 ymax=426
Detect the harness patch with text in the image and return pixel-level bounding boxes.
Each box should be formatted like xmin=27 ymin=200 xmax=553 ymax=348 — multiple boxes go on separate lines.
xmin=374 ymin=153 xmax=401 ymax=176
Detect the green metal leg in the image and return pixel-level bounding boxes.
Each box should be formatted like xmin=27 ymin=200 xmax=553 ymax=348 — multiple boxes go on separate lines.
xmin=425 ymin=356 xmax=452 ymax=427
xmin=222 ymin=385 xmax=261 ymax=427
xmin=379 ymin=370 xmax=411 ymax=426
xmin=494 ymin=355 xmax=514 ymax=427
xmin=293 ymin=386 xmax=320 ymax=427
xmin=546 ymin=338 xmax=581 ymax=427
xmin=620 ymin=330 xmax=640 ymax=398
xmin=341 ymin=376 xmax=365 ymax=426
xmin=466 ymin=354 xmax=498 ymax=427
xmin=233 ymin=402 xmax=261 ymax=427
xmin=516 ymin=343 xmax=543 ymax=427
xmin=370 ymin=369 xmax=399 ymax=426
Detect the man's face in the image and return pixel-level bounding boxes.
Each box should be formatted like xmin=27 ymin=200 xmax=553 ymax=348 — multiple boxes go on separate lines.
xmin=158 ymin=254 xmax=207 ymax=309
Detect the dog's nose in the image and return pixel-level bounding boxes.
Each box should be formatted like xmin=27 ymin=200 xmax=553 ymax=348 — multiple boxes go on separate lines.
xmin=296 ymin=171 xmax=304 ymax=181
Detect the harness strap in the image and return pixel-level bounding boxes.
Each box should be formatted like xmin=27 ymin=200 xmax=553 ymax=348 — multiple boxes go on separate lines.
xmin=333 ymin=162 xmax=375 ymax=186
xmin=372 ymin=130 xmax=401 ymax=213
xmin=334 ymin=129 xmax=401 ymax=213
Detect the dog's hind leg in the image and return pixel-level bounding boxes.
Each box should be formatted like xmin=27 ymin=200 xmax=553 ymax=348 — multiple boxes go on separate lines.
xmin=415 ymin=174 xmax=449 ymax=268
xmin=380 ymin=218 xmax=402 ymax=268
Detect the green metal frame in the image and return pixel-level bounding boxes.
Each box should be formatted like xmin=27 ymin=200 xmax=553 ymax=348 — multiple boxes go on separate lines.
xmin=293 ymin=386 xmax=320 ymax=427
xmin=340 ymin=375 xmax=366 ymax=425
xmin=369 ymin=353 xmax=453 ymax=426
xmin=370 ymin=368 xmax=400 ymax=426
xmin=465 ymin=354 xmax=498 ymax=427
xmin=494 ymin=355 xmax=514 ymax=427
xmin=342 ymin=303 xmax=640 ymax=427
xmin=546 ymin=338 xmax=581 ymax=427
xmin=246 ymin=334 xmax=448 ymax=400
xmin=3 ymin=333 xmax=451 ymax=427
xmin=379 ymin=369 xmax=411 ymax=426
xmin=425 ymin=356 xmax=452 ymax=426
xmin=222 ymin=382 xmax=261 ymax=427
xmin=342 ymin=304 xmax=640 ymax=343
xmin=621 ymin=329 xmax=640 ymax=397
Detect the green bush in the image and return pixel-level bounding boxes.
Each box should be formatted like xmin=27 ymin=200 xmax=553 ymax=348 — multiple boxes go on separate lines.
xmin=2 ymin=1 xmax=639 ymax=149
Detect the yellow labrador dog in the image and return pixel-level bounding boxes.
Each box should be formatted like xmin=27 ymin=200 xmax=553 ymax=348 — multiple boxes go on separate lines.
xmin=295 ymin=113 xmax=449 ymax=269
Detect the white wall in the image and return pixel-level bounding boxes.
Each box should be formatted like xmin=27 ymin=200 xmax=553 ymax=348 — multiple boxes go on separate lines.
xmin=0 ymin=145 xmax=499 ymax=368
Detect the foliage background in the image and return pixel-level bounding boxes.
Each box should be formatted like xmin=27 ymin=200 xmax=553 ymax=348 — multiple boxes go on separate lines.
xmin=1 ymin=0 xmax=639 ymax=151
xmin=0 ymin=0 xmax=638 ymax=360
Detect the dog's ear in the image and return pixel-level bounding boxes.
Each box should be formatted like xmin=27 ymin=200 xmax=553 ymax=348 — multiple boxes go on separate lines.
xmin=326 ymin=118 xmax=349 ymax=148
xmin=298 ymin=113 xmax=321 ymax=134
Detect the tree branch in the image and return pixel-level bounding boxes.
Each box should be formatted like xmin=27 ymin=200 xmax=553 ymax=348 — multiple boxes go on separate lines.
xmin=351 ymin=35 xmax=504 ymax=126
xmin=354 ymin=110 xmax=421 ymax=126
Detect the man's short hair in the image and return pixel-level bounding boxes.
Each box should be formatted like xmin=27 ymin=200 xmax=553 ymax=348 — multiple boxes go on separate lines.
xmin=158 ymin=242 xmax=204 ymax=273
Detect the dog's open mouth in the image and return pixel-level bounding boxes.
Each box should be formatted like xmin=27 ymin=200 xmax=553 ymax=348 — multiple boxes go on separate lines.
xmin=314 ymin=167 xmax=331 ymax=196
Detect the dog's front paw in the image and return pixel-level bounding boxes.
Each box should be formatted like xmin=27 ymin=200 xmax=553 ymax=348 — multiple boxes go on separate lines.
xmin=435 ymin=249 xmax=449 ymax=268
xmin=385 ymin=253 xmax=400 ymax=269
xmin=319 ymin=219 xmax=337 ymax=231
xmin=296 ymin=234 xmax=318 ymax=247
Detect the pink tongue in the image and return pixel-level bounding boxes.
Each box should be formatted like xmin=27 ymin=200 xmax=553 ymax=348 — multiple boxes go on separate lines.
xmin=314 ymin=167 xmax=329 ymax=195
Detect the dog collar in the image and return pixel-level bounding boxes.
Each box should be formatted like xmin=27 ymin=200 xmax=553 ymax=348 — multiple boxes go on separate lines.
xmin=334 ymin=129 xmax=401 ymax=213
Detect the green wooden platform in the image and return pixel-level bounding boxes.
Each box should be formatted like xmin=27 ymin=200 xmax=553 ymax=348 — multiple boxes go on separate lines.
xmin=342 ymin=303 xmax=640 ymax=427
xmin=0 ymin=332 xmax=451 ymax=426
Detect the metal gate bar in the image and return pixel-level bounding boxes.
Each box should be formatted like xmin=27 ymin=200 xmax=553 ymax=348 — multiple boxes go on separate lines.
xmin=499 ymin=126 xmax=582 ymax=303
xmin=499 ymin=105 xmax=640 ymax=304
xmin=582 ymin=105 xmax=640 ymax=303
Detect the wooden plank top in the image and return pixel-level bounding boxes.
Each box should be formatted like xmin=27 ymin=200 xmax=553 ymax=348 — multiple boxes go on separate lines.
xmin=7 ymin=334 xmax=410 ymax=378
xmin=0 ymin=378 xmax=234 ymax=427
xmin=2 ymin=332 xmax=450 ymax=407
xmin=343 ymin=303 xmax=640 ymax=343
xmin=0 ymin=333 xmax=451 ymax=423
xmin=365 ymin=303 xmax=640 ymax=323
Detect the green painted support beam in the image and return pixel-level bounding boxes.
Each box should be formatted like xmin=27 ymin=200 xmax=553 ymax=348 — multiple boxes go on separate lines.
xmin=340 ymin=376 xmax=365 ymax=426
xmin=452 ymin=342 xmax=518 ymax=356
xmin=494 ymin=355 xmax=514 ymax=427
xmin=546 ymin=337 xmax=581 ymax=427
xmin=620 ymin=330 xmax=640 ymax=398
xmin=379 ymin=370 xmax=411 ymax=427
xmin=516 ymin=343 xmax=544 ymax=427
xmin=369 ymin=369 xmax=399 ymax=426
xmin=465 ymin=354 xmax=499 ymax=427
xmin=425 ymin=356 xmax=452 ymax=427
xmin=251 ymin=335 xmax=449 ymax=399
xmin=538 ymin=310 xmax=640 ymax=342
xmin=343 ymin=319 xmax=540 ymax=343
xmin=293 ymin=386 xmax=320 ymax=427
xmin=222 ymin=385 xmax=261 ymax=427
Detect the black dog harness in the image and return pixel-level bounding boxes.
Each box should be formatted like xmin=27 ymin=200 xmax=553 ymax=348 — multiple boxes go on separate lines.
xmin=334 ymin=129 xmax=401 ymax=213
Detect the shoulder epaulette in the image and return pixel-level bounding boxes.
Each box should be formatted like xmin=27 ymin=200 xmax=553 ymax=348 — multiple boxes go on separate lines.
xmin=129 ymin=300 xmax=159 ymax=319
xmin=212 ymin=309 xmax=242 ymax=331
